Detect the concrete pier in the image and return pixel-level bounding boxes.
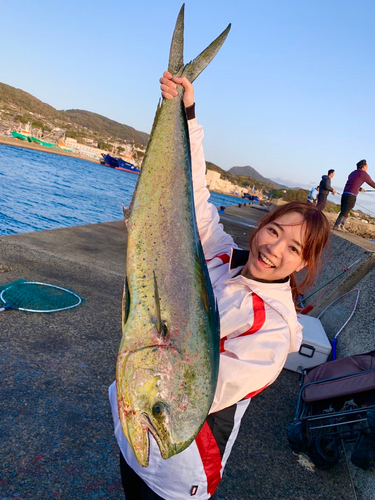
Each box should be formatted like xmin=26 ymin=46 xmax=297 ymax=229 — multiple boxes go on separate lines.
xmin=0 ymin=205 xmax=374 ymax=499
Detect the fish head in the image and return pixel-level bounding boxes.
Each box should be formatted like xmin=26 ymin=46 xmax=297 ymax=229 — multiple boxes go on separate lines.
xmin=117 ymin=344 xmax=211 ymax=467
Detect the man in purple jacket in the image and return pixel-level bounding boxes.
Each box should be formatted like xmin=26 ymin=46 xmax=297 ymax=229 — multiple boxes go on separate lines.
xmin=333 ymin=160 xmax=375 ymax=231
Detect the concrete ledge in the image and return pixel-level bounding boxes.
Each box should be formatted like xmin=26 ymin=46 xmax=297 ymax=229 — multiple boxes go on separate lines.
xmin=0 ymin=218 xmax=372 ymax=499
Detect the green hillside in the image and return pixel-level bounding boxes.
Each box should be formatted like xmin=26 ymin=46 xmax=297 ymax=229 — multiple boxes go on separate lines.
xmin=61 ymin=109 xmax=149 ymax=145
xmin=0 ymin=82 xmax=60 ymax=119
xmin=0 ymin=82 xmax=149 ymax=146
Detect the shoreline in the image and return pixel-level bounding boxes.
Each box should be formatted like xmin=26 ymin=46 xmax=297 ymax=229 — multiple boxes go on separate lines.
xmin=0 ymin=134 xmax=100 ymax=164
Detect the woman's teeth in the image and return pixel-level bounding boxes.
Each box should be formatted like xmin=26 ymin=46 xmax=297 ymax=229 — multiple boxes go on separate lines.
xmin=260 ymin=253 xmax=275 ymax=267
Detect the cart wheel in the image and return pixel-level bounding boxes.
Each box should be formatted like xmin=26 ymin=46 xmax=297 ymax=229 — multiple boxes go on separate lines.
xmin=367 ymin=408 xmax=375 ymax=436
xmin=308 ymin=436 xmax=340 ymax=469
xmin=287 ymin=421 xmax=307 ymax=452
xmin=351 ymin=432 xmax=375 ymax=470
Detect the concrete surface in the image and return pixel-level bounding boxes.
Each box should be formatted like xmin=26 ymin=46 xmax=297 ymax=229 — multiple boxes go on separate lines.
xmin=0 ymin=205 xmax=373 ymax=499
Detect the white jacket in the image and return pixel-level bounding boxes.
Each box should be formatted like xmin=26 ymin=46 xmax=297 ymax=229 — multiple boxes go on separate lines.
xmin=109 ymin=118 xmax=302 ymax=499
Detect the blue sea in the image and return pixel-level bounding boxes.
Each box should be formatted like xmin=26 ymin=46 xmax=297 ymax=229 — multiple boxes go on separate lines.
xmin=0 ymin=144 xmax=250 ymax=236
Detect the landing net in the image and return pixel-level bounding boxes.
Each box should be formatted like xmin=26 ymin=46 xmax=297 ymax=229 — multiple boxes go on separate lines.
xmin=0 ymin=280 xmax=83 ymax=313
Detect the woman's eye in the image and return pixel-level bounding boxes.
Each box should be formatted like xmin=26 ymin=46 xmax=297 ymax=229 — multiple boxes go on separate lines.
xmin=268 ymin=227 xmax=278 ymax=236
xmin=290 ymin=246 xmax=299 ymax=254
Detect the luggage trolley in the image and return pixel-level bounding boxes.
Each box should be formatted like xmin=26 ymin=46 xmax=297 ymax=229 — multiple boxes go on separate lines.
xmin=287 ymin=351 xmax=375 ymax=470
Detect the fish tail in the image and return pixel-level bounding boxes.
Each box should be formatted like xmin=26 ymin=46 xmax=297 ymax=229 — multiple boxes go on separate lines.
xmin=168 ymin=4 xmax=231 ymax=83
xmin=182 ymin=23 xmax=231 ymax=83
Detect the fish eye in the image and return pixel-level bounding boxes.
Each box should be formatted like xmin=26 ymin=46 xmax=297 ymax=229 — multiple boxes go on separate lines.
xmin=152 ymin=402 xmax=167 ymax=418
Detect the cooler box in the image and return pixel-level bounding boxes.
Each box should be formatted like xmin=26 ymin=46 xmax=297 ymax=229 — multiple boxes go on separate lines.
xmin=284 ymin=314 xmax=332 ymax=373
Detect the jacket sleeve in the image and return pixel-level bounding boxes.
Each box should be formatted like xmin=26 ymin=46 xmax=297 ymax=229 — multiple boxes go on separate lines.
xmin=321 ymin=177 xmax=333 ymax=192
xmin=363 ymin=172 xmax=375 ymax=189
xmin=210 ymin=311 xmax=291 ymax=414
xmin=188 ymin=119 xmax=238 ymax=259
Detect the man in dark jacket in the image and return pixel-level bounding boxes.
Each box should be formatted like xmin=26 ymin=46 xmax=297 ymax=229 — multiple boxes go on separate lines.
xmin=317 ymin=169 xmax=337 ymax=211
xmin=333 ymin=160 xmax=375 ymax=231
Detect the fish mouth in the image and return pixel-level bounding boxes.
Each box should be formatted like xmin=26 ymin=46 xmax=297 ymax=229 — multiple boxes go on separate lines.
xmin=140 ymin=411 xmax=186 ymax=461
xmin=140 ymin=412 xmax=170 ymax=460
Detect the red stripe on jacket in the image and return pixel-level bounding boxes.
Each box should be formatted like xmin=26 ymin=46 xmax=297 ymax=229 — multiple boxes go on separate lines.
xmin=195 ymin=422 xmax=222 ymax=496
xmin=220 ymin=293 xmax=266 ymax=352
xmin=220 ymin=293 xmax=268 ymax=399
xmin=206 ymin=253 xmax=230 ymax=264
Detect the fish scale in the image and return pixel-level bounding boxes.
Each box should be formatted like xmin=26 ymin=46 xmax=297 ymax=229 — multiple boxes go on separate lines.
xmin=116 ymin=4 xmax=230 ymax=467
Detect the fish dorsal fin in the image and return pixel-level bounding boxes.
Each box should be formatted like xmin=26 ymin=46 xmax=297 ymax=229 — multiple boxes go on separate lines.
xmin=168 ymin=4 xmax=184 ymax=75
xmin=182 ymin=23 xmax=231 ymax=83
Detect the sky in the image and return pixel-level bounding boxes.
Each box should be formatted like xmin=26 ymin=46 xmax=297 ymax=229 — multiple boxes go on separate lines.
xmin=2 ymin=0 xmax=375 ymax=216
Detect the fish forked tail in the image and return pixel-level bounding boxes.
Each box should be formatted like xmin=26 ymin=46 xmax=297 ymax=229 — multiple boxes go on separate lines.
xmin=168 ymin=4 xmax=231 ymax=84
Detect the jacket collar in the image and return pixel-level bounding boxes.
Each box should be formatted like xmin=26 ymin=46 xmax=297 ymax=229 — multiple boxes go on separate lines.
xmin=229 ymin=248 xmax=249 ymax=270
xmin=229 ymin=248 xmax=289 ymax=284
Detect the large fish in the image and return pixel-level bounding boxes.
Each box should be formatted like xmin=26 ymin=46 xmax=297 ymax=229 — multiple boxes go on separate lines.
xmin=116 ymin=4 xmax=230 ymax=467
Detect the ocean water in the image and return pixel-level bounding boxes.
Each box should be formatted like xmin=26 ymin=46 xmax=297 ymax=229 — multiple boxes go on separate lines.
xmin=0 ymin=144 xmax=249 ymax=236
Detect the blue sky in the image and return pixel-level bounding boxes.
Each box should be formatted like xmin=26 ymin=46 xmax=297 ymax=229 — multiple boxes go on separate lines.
xmin=2 ymin=0 xmax=375 ymax=215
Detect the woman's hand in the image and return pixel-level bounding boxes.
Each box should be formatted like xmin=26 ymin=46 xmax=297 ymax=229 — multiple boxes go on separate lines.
xmin=159 ymin=71 xmax=194 ymax=108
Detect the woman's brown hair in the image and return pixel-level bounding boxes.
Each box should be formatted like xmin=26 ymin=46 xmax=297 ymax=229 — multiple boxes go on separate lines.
xmin=248 ymin=201 xmax=331 ymax=304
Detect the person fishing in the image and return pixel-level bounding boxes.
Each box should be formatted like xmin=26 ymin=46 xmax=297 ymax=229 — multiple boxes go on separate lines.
xmin=317 ymin=170 xmax=337 ymax=211
xmin=333 ymin=159 xmax=375 ymax=231
xmin=109 ymin=72 xmax=331 ymax=500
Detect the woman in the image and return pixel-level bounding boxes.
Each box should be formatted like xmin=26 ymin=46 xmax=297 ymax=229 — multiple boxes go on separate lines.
xmin=109 ymin=72 xmax=331 ymax=499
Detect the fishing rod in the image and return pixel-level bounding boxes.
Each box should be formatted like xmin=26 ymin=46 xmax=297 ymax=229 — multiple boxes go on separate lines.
xmin=317 ymin=288 xmax=360 ymax=360
xmin=297 ymin=257 xmax=361 ymax=307
xmin=335 ymin=191 xmax=375 ymax=218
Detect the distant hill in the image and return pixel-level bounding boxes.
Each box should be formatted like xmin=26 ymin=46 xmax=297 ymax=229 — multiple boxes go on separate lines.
xmin=228 ymin=166 xmax=288 ymax=189
xmin=60 ymin=109 xmax=149 ymax=145
xmin=0 ymin=82 xmax=149 ymax=146
xmin=0 ymin=82 xmax=60 ymax=120
xmin=206 ymin=161 xmax=281 ymax=192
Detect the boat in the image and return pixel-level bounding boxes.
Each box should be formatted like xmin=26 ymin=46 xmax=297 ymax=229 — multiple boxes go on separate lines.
xmin=116 ymin=158 xmax=140 ymax=174
xmin=12 ymin=131 xmax=31 ymax=141
xmin=101 ymin=154 xmax=140 ymax=174
xmin=11 ymin=131 xmax=57 ymax=149
xmin=101 ymin=154 xmax=119 ymax=168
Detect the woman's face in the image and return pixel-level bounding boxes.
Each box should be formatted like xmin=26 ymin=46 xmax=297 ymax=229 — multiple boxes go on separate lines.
xmin=242 ymin=211 xmax=307 ymax=281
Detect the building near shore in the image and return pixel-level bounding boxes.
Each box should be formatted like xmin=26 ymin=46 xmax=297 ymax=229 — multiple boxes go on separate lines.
xmin=63 ymin=138 xmax=103 ymax=160
xmin=206 ymin=168 xmax=263 ymax=199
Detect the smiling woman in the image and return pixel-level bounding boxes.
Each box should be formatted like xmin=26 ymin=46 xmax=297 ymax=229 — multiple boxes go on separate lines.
xmin=110 ymin=73 xmax=332 ymax=500
xmin=246 ymin=201 xmax=331 ymax=301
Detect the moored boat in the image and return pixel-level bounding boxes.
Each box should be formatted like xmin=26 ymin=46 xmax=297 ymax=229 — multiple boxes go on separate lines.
xmin=100 ymin=154 xmax=119 ymax=168
xmin=101 ymin=154 xmax=140 ymax=174
xmin=115 ymin=158 xmax=140 ymax=174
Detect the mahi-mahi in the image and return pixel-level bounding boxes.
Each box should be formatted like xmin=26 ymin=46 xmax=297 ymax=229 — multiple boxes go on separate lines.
xmin=116 ymin=4 xmax=231 ymax=467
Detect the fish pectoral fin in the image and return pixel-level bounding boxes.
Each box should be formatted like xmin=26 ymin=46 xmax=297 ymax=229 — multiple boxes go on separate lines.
xmin=153 ymin=271 xmax=168 ymax=337
xmin=122 ymin=277 xmax=131 ymax=325
xmin=153 ymin=271 xmax=162 ymax=335
xmin=182 ymin=23 xmax=231 ymax=84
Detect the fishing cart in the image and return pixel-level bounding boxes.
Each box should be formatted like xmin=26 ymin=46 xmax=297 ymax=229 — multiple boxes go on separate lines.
xmin=287 ymin=351 xmax=375 ymax=470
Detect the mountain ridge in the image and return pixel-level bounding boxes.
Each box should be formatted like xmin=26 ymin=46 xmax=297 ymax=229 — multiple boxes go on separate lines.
xmin=1 ymin=81 xmax=285 ymax=190
xmin=228 ymin=166 xmax=288 ymax=189
xmin=0 ymin=82 xmax=149 ymax=145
